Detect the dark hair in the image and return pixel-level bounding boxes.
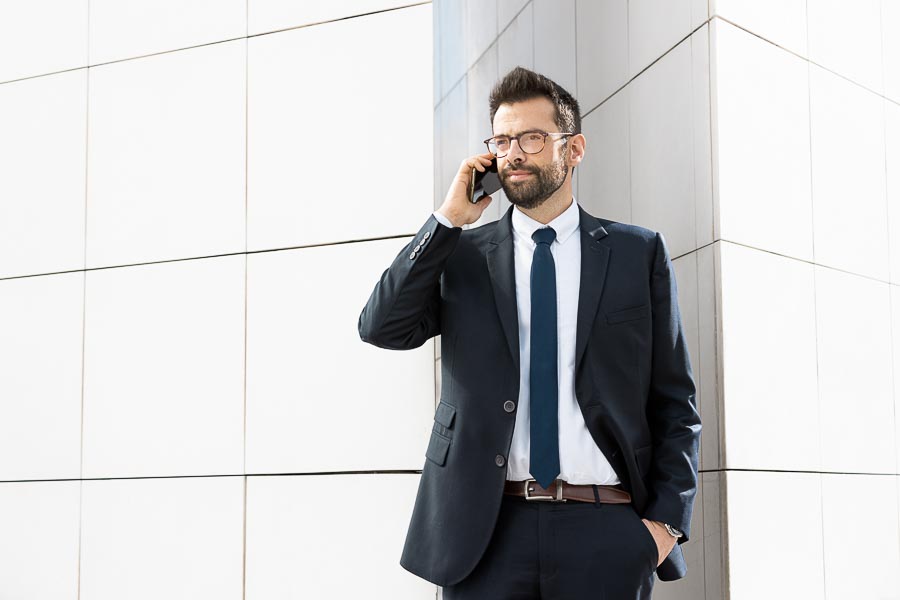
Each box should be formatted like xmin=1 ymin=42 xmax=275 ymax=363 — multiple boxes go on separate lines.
xmin=488 ymin=67 xmax=581 ymax=135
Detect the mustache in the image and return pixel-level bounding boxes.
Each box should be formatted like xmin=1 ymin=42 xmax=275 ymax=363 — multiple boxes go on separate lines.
xmin=502 ymin=166 xmax=538 ymax=176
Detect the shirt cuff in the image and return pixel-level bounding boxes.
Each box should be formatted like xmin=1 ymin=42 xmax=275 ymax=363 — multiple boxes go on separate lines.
xmin=432 ymin=210 xmax=457 ymax=229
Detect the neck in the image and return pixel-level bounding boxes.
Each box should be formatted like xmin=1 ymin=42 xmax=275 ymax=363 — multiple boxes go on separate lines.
xmin=516 ymin=173 xmax=574 ymax=225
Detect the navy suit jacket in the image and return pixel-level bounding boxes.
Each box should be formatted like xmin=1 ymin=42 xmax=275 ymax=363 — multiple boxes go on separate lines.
xmin=358 ymin=203 xmax=701 ymax=586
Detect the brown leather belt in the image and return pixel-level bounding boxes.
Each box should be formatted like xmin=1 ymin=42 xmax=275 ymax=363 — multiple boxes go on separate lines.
xmin=504 ymin=478 xmax=632 ymax=503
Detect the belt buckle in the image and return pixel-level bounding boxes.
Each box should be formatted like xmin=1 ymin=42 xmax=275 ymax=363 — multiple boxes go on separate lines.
xmin=523 ymin=478 xmax=566 ymax=502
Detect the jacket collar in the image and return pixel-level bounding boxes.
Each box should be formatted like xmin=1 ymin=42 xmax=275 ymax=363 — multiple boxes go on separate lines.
xmin=510 ymin=195 xmax=581 ymax=246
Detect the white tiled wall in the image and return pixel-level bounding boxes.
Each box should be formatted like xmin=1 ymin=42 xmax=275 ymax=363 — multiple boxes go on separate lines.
xmin=80 ymin=476 xmax=245 ymax=600
xmin=713 ymin=0 xmax=808 ymax=57
xmin=712 ymin=2 xmax=900 ymax=598
xmin=814 ymin=265 xmax=895 ymax=475
xmin=889 ymin=99 xmax=900 ymax=285
xmin=726 ymin=471 xmax=825 ymax=600
xmin=578 ymin=85 xmax=632 ymax=224
xmin=0 ymin=0 xmax=89 ymax=84
xmin=88 ymin=0 xmax=246 ymax=65
xmin=497 ymin=2 xmax=534 ymax=86
xmin=246 ymin=5 xmax=432 ymax=251
xmin=86 ymin=39 xmax=247 ymax=269
xmin=248 ymin=0 xmax=415 ymax=35
xmin=82 ymin=256 xmax=246 ymax=479
xmin=821 ymin=473 xmax=900 ymax=599
xmin=0 ymin=480 xmax=81 ymax=599
xmin=713 ymin=20 xmax=814 ymax=262
xmin=0 ymin=70 xmax=87 ymax=279
xmin=719 ymin=242 xmax=820 ymax=472
xmin=436 ymin=0 xmax=900 ymax=598
xmin=533 ymin=0 xmax=576 ymax=95
xmin=0 ymin=273 xmax=84 ymax=481
xmin=575 ymin=0 xmax=629 ymax=113
xmin=807 ymin=0 xmax=885 ymax=96
xmin=809 ymin=62 xmax=890 ymax=282
xmin=627 ymin=34 xmax=702 ymax=258
xmin=246 ymin=473 xmax=432 ymax=598
xmin=627 ymin=0 xmax=707 ymax=79
xmin=245 ymin=240 xmax=435 ymax=475
xmin=0 ymin=2 xmax=434 ymax=599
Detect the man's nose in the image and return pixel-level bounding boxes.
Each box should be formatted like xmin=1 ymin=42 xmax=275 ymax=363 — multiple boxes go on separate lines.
xmin=505 ymin=138 xmax=527 ymax=163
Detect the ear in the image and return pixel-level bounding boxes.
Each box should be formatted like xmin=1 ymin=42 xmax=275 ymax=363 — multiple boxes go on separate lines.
xmin=567 ymin=133 xmax=585 ymax=168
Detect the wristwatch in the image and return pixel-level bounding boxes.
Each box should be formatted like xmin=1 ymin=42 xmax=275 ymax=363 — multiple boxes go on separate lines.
xmin=663 ymin=523 xmax=684 ymax=538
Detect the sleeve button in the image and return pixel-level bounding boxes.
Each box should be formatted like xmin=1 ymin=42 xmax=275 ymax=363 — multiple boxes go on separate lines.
xmin=494 ymin=454 xmax=506 ymax=467
xmin=503 ymin=400 xmax=516 ymax=413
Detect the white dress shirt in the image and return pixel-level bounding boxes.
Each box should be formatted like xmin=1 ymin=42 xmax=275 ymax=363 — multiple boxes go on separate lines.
xmin=432 ymin=198 xmax=620 ymax=485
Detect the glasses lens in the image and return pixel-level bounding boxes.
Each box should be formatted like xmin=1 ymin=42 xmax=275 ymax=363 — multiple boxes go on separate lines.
xmin=519 ymin=132 xmax=546 ymax=153
xmin=489 ymin=137 xmax=510 ymax=156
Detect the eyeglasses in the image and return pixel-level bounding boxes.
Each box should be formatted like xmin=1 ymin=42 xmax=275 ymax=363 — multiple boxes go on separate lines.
xmin=483 ymin=130 xmax=574 ymax=157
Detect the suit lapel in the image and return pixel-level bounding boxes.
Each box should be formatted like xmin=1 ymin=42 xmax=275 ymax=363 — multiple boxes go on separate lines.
xmin=486 ymin=203 xmax=610 ymax=378
xmin=486 ymin=205 xmax=520 ymax=374
xmin=574 ymin=205 xmax=610 ymax=373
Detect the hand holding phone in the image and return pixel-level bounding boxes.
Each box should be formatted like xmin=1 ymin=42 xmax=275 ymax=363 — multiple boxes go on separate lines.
xmin=468 ymin=156 xmax=501 ymax=204
xmin=437 ymin=152 xmax=496 ymax=228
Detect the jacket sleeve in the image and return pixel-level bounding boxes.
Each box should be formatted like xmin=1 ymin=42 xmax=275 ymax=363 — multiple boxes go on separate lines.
xmin=642 ymin=231 xmax=702 ymax=545
xmin=358 ymin=213 xmax=462 ymax=350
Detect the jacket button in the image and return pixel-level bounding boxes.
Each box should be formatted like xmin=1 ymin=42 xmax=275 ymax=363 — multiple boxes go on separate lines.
xmin=495 ymin=454 xmax=506 ymax=467
xmin=423 ymin=231 xmax=431 ymax=239
xmin=503 ymin=400 xmax=516 ymax=413
xmin=408 ymin=252 xmax=416 ymax=260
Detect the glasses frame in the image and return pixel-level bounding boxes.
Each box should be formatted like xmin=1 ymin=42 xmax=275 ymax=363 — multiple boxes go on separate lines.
xmin=483 ymin=129 xmax=574 ymax=158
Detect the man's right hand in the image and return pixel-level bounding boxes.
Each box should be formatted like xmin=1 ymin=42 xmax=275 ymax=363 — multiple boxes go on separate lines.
xmin=436 ymin=152 xmax=496 ymax=228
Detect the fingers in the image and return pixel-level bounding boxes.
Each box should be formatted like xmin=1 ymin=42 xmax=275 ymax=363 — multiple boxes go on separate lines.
xmin=458 ymin=153 xmax=495 ymax=176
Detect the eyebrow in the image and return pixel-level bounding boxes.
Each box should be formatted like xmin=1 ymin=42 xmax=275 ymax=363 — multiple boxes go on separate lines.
xmin=491 ymin=127 xmax=547 ymax=137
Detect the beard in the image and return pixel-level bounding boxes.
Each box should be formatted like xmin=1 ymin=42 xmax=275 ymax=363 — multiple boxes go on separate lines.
xmin=499 ymin=153 xmax=569 ymax=209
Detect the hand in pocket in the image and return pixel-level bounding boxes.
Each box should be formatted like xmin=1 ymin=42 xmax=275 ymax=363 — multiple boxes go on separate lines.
xmin=641 ymin=518 xmax=676 ymax=568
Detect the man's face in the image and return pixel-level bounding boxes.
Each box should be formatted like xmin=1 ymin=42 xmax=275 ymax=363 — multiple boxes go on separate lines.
xmin=491 ymin=96 xmax=570 ymax=210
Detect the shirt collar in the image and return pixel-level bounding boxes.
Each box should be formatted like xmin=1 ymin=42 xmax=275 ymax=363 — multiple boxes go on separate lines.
xmin=511 ymin=195 xmax=580 ymax=246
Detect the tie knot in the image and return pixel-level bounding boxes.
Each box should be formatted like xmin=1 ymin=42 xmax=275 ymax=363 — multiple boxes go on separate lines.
xmin=532 ymin=226 xmax=557 ymax=246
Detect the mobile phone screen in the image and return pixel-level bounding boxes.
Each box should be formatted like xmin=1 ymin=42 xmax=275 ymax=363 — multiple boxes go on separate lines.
xmin=469 ymin=157 xmax=501 ymax=203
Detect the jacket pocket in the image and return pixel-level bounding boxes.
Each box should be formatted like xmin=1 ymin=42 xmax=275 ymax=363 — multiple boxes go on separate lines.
xmin=425 ymin=429 xmax=451 ymax=466
xmin=606 ymin=303 xmax=650 ymax=325
xmin=434 ymin=401 xmax=456 ymax=429
xmin=426 ymin=402 xmax=457 ymax=466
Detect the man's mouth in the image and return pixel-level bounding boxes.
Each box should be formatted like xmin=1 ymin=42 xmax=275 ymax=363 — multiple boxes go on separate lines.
xmin=506 ymin=170 xmax=534 ymax=180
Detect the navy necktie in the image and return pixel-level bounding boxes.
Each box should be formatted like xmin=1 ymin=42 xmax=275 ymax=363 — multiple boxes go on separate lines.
xmin=529 ymin=226 xmax=559 ymax=489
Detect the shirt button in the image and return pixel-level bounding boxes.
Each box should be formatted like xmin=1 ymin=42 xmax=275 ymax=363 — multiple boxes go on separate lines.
xmin=409 ymin=252 xmax=416 ymax=260
xmin=503 ymin=400 xmax=516 ymax=413
xmin=495 ymin=454 xmax=506 ymax=467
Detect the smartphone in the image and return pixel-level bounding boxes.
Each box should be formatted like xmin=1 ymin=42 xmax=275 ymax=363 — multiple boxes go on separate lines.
xmin=468 ymin=157 xmax=501 ymax=203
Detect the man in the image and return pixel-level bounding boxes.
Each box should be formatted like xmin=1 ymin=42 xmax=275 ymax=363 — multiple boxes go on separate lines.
xmin=358 ymin=67 xmax=701 ymax=599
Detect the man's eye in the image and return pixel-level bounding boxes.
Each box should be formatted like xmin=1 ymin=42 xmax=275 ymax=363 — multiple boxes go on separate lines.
xmin=495 ymin=138 xmax=510 ymax=147
xmin=524 ymin=133 xmax=543 ymax=142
